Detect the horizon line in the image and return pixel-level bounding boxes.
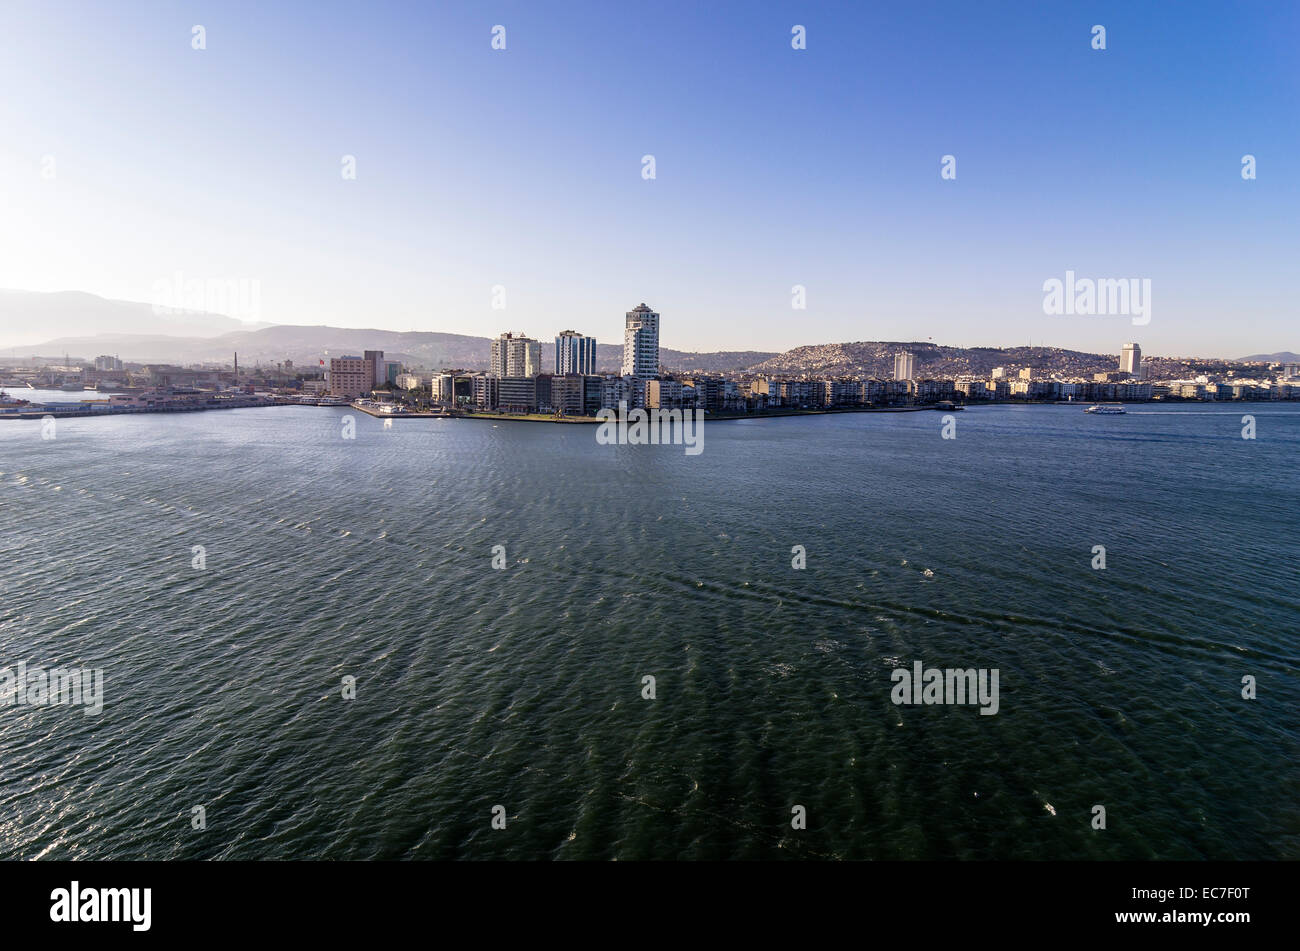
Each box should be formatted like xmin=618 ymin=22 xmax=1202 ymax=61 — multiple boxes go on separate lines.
xmin=0 ymin=288 xmax=1293 ymax=364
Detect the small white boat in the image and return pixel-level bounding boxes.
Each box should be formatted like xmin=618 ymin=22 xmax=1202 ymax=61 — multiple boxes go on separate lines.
xmin=1084 ymin=404 xmax=1126 ymax=414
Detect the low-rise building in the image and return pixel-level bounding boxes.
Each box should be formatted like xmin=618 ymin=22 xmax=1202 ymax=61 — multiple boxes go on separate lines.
xmin=472 ymin=374 xmax=499 ymax=410
xmin=646 ymin=378 xmax=684 ymax=409
xmin=550 ymin=374 xmax=586 ymax=415
xmin=497 ymin=377 xmax=538 ymax=413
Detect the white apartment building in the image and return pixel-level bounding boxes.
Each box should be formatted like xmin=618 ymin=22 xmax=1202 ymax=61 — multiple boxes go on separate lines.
xmin=622 ymin=303 xmax=660 ymax=379
xmin=894 ymin=351 xmax=915 ymax=381
xmin=1121 ymin=342 xmax=1142 ymax=378
xmin=490 ymin=333 xmax=542 ymax=378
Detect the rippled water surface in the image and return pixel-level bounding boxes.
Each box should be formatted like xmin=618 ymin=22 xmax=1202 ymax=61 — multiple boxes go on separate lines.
xmin=1 ymin=402 xmax=1297 ymax=859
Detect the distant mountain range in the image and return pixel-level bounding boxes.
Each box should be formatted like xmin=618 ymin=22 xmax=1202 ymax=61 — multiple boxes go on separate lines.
xmin=0 ymin=289 xmax=1291 ymax=378
xmin=1238 ymin=352 xmax=1300 ymax=363
xmin=0 ymin=290 xmax=772 ymax=372
xmin=0 ymin=289 xmax=268 ymax=346
xmin=2 ymin=328 xmax=1147 ymax=379
xmin=5 ymin=325 xmax=775 ymax=374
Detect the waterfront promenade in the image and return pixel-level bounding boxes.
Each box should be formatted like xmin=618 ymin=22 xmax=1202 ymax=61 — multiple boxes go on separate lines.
xmin=4 ymin=391 xmax=1293 ymax=424
xmin=346 ymin=401 xmax=955 ymax=423
xmin=0 ymin=394 xmax=278 ymax=419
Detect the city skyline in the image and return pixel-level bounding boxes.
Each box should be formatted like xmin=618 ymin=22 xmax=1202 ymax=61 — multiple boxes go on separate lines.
xmin=1 ymin=286 xmax=1291 ymax=368
xmin=1 ymin=1 xmax=1295 ymax=357
xmin=20 ymin=296 xmax=1285 ymax=414
xmin=283 ymin=303 xmax=1297 ymax=412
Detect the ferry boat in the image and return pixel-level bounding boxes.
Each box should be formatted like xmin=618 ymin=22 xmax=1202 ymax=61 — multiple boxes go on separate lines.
xmin=1084 ymin=404 xmax=1126 ymax=414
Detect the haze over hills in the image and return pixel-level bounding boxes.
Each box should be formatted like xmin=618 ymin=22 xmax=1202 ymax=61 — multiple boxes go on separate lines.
xmin=1 ymin=290 xmax=1292 ymax=379
xmin=0 ymin=289 xmax=269 ymax=346
xmin=4 ymin=326 xmax=1173 ymax=380
xmin=0 ymin=290 xmax=774 ymax=372
xmin=9 ymin=326 xmax=1286 ymax=382
xmin=1238 ymin=352 xmax=1300 ymax=363
xmin=752 ymin=342 xmax=1118 ymax=379
xmin=6 ymin=326 xmax=776 ymax=375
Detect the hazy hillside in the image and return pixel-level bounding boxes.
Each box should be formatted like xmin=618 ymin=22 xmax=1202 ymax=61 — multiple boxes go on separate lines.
xmin=6 ymin=289 xmax=1269 ymax=380
xmin=0 ymin=289 xmax=265 ymax=348
xmin=15 ymin=326 xmax=1261 ymax=382
xmin=1238 ymin=351 xmax=1299 ymax=363
xmin=749 ymin=341 xmax=1121 ymax=379
xmin=15 ymin=324 xmax=777 ymax=374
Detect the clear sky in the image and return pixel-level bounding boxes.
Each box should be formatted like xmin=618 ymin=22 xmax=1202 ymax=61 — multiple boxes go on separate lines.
xmin=0 ymin=0 xmax=1295 ymax=357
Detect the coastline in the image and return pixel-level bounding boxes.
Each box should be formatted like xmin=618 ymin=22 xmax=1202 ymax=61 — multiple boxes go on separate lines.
xmin=348 ymin=403 xmax=957 ymax=424
xmin=4 ymin=395 xmax=1293 ymax=423
xmin=0 ymin=398 xmax=280 ymax=420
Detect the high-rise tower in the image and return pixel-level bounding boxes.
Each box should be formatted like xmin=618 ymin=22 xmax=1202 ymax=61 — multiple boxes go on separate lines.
xmin=490 ymin=333 xmax=542 ymax=378
xmin=1121 ymin=342 xmax=1142 ymax=379
xmin=622 ymin=303 xmax=659 ymax=379
xmin=555 ymin=330 xmax=597 ymax=375
xmin=893 ymin=351 xmax=915 ymax=381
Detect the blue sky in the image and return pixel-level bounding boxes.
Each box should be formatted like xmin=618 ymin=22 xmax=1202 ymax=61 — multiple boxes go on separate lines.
xmin=0 ymin=0 xmax=1294 ymax=357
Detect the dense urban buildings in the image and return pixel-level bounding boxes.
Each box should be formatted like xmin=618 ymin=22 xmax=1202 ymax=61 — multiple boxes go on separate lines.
xmin=622 ymin=303 xmax=660 ymax=379
xmin=555 ymin=330 xmax=597 ymax=375
xmin=27 ymin=316 xmax=1295 ymax=422
xmin=315 ymin=323 xmax=1300 ymax=418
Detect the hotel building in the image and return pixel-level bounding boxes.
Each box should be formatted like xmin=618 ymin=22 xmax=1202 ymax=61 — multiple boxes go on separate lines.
xmin=328 ymin=355 xmax=373 ymax=398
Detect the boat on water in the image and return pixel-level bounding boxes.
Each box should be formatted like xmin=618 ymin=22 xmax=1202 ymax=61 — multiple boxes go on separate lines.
xmin=1084 ymin=404 xmax=1126 ymax=414
xmin=60 ymin=381 xmax=85 ymax=391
